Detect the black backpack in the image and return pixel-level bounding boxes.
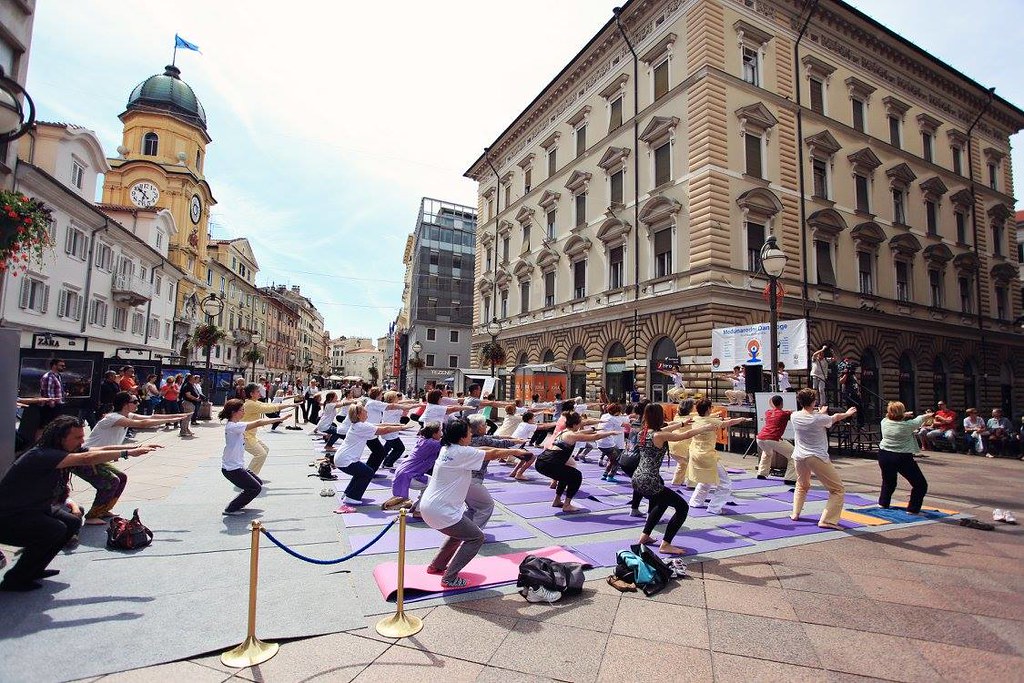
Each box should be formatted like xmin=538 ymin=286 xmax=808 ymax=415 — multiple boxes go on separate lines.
xmin=308 ymin=460 xmax=337 ymax=480
xmin=516 ymin=555 xmax=587 ymax=596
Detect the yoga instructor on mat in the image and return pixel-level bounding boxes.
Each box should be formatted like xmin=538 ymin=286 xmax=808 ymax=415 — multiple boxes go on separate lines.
xmin=420 ymin=419 xmax=528 ymax=588
xmin=876 ymin=401 xmax=931 ymax=514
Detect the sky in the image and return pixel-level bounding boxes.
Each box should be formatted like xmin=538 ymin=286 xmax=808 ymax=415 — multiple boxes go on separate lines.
xmin=25 ymin=0 xmax=1024 ymax=340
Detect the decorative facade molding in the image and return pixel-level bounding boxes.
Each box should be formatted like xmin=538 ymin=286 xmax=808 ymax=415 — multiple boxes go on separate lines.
xmin=514 ymin=205 xmax=535 ymax=224
xmin=511 ymin=258 xmax=534 ymax=280
xmin=736 ymin=187 xmax=784 ymax=222
xmin=919 ymin=176 xmax=948 ymax=199
xmin=540 ymin=131 xmax=561 ymax=150
xmin=564 ymin=170 xmax=593 ymax=194
xmin=882 ymin=95 xmax=911 ymax=118
xmin=916 ymin=112 xmax=942 ymax=135
xmin=735 ymin=102 xmax=778 ymax=137
xmin=802 ymin=54 xmax=837 ymax=82
xmin=888 ymin=232 xmax=922 ymax=256
xmin=639 ymin=115 xmax=680 ymax=146
xmin=949 ymin=188 xmax=973 ymax=209
xmin=516 ymin=153 xmax=536 ymax=169
xmin=851 ymin=221 xmax=886 ymax=247
xmin=923 ymin=243 xmax=954 ymax=265
xmin=536 ymin=246 xmax=560 ymax=271
xmin=640 ymin=32 xmax=676 ymax=64
xmin=886 ymin=162 xmax=917 ymax=187
xmin=538 ymin=189 xmax=561 ymax=210
xmin=733 ymin=19 xmax=773 ymax=47
xmin=597 ymin=146 xmax=631 ymax=171
xmin=991 ymin=262 xmax=1017 ymax=284
xmin=638 ymin=195 xmax=682 ymax=232
xmin=847 ymin=147 xmax=882 ymax=174
xmin=596 ymin=216 xmax=631 ymax=244
xmin=844 ymin=76 xmax=876 ymax=101
xmin=567 ymin=105 xmax=592 ymax=127
xmin=805 ymin=129 xmax=842 ymax=157
xmin=807 ymin=208 xmax=848 ymax=237
xmin=599 ymin=73 xmax=629 ymax=100
xmin=564 ymin=235 xmax=593 ymax=259
xmin=952 ymin=252 xmax=978 ymax=273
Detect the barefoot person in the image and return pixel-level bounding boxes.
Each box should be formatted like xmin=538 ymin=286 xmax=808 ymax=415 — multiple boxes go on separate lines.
xmin=687 ymin=399 xmax=751 ymax=514
xmin=219 ymin=399 xmax=290 ymax=516
xmin=420 ymin=420 xmax=527 ymax=588
xmin=0 ymin=416 xmax=161 ymax=591
xmin=77 ymin=392 xmax=190 ymax=524
xmin=790 ymin=388 xmax=857 ymax=529
xmin=383 ymin=422 xmax=443 ymax=510
xmin=241 ymin=383 xmax=298 ymax=475
xmin=877 ymin=401 xmax=931 ymax=513
xmin=755 ymin=394 xmax=797 ymax=485
xmin=332 ymin=404 xmax=412 ymax=511
xmin=633 ymin=404 xmax=720 ymax=555
xmin=535 ymin=413 xmax=617 ymax=513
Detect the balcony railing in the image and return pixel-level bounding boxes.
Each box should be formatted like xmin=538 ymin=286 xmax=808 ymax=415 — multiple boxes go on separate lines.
xmin=111 ymin=274 xmax=153 ymax=307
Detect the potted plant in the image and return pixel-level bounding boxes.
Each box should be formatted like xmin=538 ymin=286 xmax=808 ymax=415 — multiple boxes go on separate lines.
xmin=193 ymin=323 xmax=227 ymax=358
xmin=0 ymin=190 xmax=54 ymax=275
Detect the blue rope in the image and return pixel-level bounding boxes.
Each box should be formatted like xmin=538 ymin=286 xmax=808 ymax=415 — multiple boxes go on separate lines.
xmin=260 ymin=518 xmax=397 ymax=565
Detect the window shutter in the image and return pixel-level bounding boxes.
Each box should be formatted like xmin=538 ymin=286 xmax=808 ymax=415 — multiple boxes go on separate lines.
xmin=74 ymin=294 xmax=83 ymax=321
xmin=58 ymin=289 xmax=67 ymax=318
xmin=40 ymin=285 xmax=50 ymax=313
xmin=18 ymin=279 xmax=29 ymax=309
xmin=64 ymin=227 xmax=73 ymax=254
xmin=101 ymin=302 xmax=108 ymax=327
xmin=78 ymin=234 xmax=88 ymax=260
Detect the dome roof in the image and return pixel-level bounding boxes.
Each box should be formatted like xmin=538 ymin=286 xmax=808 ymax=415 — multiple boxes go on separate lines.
xmin=126 ymin=65 xmax=207 ymax=130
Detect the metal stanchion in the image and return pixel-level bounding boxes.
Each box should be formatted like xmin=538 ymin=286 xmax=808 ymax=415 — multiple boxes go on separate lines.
xmin=221 ymin=520 xmax=280 ymax=668
xmin=375 ymin=508 xmax=423 ymax=638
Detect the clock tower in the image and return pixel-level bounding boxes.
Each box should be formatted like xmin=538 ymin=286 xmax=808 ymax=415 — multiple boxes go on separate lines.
xmin=102 ymin=64 xmax=216 ymax=334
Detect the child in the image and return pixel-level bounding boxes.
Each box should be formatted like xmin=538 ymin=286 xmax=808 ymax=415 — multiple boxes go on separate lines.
xmin=508 ymin=411 xmax=555 ymax=480
xmin=596 ymin=403 xmax=628 ymax=482
xmin=383 ymin=422 xmax=443 ymax=511
xmin=219 ymin=399 xmax=290 ymax=515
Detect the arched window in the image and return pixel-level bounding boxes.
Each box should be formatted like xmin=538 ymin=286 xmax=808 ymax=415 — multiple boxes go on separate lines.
xmin=963 ymin=359 xmax=979 ymax=411
xmin=143 ymin=132 xmax=159 ymax=156
xmin=541 ymin=349 xmax=555 ymax=364
xmin=898 ymin=353 xmax=916 ymax=412
xmin=1000 ymin=362 xmax=1013 ymax=418
xmin=605 ymin=342 xmax=632 ymax=403
xmin=932 ymin=357 xmax=948 ymax=407
xmin=649 ymin=337 xmax=678 ymax=403
xmin=569 ymin=347 xmax=587 ymax=400
xmin=859 ymin=348 xmax=880 ymax=419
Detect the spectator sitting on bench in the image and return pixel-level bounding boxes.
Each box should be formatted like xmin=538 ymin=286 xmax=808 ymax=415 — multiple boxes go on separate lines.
xmin=963 ymin=408 xmax=988 ymax=455
xmin=916 ymin=401 xmax=956 ymax=451
xmin=985 ymin=408 xmax=1014 ymax=458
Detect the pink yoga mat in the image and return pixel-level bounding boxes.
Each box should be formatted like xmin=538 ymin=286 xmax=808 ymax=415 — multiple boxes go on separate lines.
xmin=720 ymin=516 xmax=862 ymax=541
xmin=373 ymin=545 xmax=592 ymax=601
xmin=349 ymin=521 xmax=535 ymax=556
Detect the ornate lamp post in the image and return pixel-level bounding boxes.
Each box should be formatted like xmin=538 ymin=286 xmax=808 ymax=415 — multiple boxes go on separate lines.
xmin=486 ymin=317 xmax=502 ymax=378
xmin=200 ymin=293 xmax=225 ymax=396
xmin=411 ymin=340 xmax=422 ymax=395
xmin=248 ymin=331 xmax=263 ymax=382
xmin=759 ymin=236 xmax=788 ymax=392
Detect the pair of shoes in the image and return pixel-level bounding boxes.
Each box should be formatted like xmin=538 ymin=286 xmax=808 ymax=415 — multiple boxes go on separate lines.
xmin=521 ymin=586 xmax=561 ymax=603
xmin=343 ymin=496 xmax=363 ymax=506
xmin=332 ymin=505 xmax=356 ymax=514
xmin=959 ymin=518 xmax=995 ymax=531
xmin=606 ymin=575 xmax=637 ymax=592
xmin=319 ymin=488 xmax=335 ymax=497
xmin=986 ymin=453 xmax=995 ymax=458
xmin=441 ymin=575 xmax=468 ymax=588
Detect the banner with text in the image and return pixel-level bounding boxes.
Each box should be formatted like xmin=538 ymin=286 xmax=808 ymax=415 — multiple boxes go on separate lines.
xmin=711 ymin=319 xmax=808 ymax=371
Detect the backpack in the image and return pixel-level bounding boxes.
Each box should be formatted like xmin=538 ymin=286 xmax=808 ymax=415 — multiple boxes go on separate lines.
xmin=516 ymin=555 xmax=587 ymax=600
xmin=615 ymin=544 xmax=674 ymax=596
xmin=106 ymin=509 xmax=153 ymax=550
xmin=309 ymin=460 xmax=337 ymax=480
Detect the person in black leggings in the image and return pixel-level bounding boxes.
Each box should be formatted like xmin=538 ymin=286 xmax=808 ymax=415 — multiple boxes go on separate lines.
xmin=534 ymin=412 xmax=616 ymax=513
xmin=631 ymin=403 xmax=718 ymax=555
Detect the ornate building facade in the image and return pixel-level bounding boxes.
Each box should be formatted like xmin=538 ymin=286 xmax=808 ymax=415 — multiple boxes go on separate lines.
xmin=465 ymin=0 xmax=1024 ymax=414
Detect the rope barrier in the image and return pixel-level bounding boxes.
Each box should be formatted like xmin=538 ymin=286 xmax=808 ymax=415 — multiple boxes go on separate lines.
xmin=260 ymin=518 xmax=397 ymax=565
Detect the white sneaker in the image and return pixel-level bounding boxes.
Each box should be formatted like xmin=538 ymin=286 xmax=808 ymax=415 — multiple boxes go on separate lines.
xmin=343 ymin=496 xmax=364 ymax=506
xmin=993 ymin=509 xmax=1006 ymax=522
xmin=1003 ymin=510 xmax=1017 ymax=524
xmin=522 ymin=586 xmax=561 ymax=603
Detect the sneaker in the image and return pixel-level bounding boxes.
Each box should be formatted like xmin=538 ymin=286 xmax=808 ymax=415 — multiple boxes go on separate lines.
xmin=441 ymin=576 xmax=468 ymax=588
xmin=343 ymin=496 xmax=364 ymax=506
xmin=331 ymin=505 xmax=356 ymax=514
xmin=222 ymin=509 xmax=244 ymax=516
xmin=600 ymin=474 xmax=608 ymax=481
xmin=986 ymin=453 xmax=995 ymax=458
xmin=605 ymin=476 xmax=618 ymax=483
xmin=994 ymin=509 xmax=1006 ymax=522
xmin=756 ymin=475 xmax=767 ymax=480
xmin=1004 ymin=511 xmax=1017 ymax=524
xmin=522 ymin=586 xmax=561 ymax=603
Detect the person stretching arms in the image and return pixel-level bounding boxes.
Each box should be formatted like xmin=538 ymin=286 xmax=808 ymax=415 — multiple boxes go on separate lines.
xmin=535 ymin=412 xmax=616 ymax=512
xmin=219 ymin=399 xmax=290 ymax=515
xmin=790 ymin=388 xmax=857 ymax=529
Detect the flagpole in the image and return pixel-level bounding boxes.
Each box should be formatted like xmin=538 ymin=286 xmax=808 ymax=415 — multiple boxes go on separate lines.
xmin=172 ymin=41 xmax=178 ymax=67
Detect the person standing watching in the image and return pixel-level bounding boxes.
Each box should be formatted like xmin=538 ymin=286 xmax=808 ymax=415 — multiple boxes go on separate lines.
xmin=38 ymin=358 xmax=66 ymax=433
xmin=0 ymin=416 xmax=161 ymax=591
xmin=790 ymin=388 xmax=857 ymax=529
xmin=179 ymin=375 xmax=203 ymax=437
xmin=755 ymin=395 xmax=797 ymax=485
xmin=98 ymin=370 xmax=120 ymax=417
xmin=810 ymin=348 xmax=830 ymax=403
xmin=877 ymin=401 xmax=931 ymax=513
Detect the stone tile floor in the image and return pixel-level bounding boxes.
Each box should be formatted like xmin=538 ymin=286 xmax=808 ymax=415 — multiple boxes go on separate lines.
xmin=45 ymin=421 xmax=1024 ymax=682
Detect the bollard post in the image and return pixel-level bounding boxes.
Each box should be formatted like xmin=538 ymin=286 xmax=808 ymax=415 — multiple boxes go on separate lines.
xmin=221 ymin=520 xmax=280 ymax=667
xmin=375 ymin=507 xmax=424 ymax=638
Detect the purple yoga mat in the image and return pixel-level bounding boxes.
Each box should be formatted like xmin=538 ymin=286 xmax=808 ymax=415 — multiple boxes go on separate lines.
xmin=492 ymin=487 xmax=565 ymax=505
xmin=347 ymin=521 xmax=535 ymax=556
xmin=723 ymin=478 xmax=782 ymax=491
xmin=570 ymin=528 xmax=754 ymax=566
xmin=338 ymin=507 xmax=415 ymax=528
xmin=726 ymin=468 xmax=747 ymax=474
xmin=686 ymin=497 xmax=793 ymax=517
xmin=508 ymin=497 xmax=624 ymax=519
xmin=766 ymin=491 xmax=877 ymax=507
xmin=720 ymin=516 xmax=862 ymax=541
xmin=527 ymin=511 xmax=643 ymax=537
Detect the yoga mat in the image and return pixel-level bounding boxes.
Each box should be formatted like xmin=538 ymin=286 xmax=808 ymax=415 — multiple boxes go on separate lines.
xmin=840 ymin=510 xmax=891 ymax=526
xmin=720 ymin=517 xmax=862 ymax=541
xmin=372 ymin=545 xmax=592 ymax=601
xmin=890 ymin=501 xmax=960 ymax=514
xmin=717 ymin=497 xmax=793 ymax=515
xmin=527 ymin=511 xmax=643 ymax=537
xmin=569 ymin=528 xmax=754 ymax=567
xmin=492 ymin=487 xmax=565 ymax=505
xmin=850 ymin=506 xmax=949 ymax=524
xmin=766 ymin=491 xmax=878 ymax=506
xmin=348 ymin=520 xmax=534 ymax=555
xmin=726 ymin=468 xmax=747 ymax=474
xmin=337 ymin=507 xmax=416 ymax=528
xmin=718 ymin=478 xmax=779 ymax=491
xmin=508 ymin=497 xmax=624 ymax=519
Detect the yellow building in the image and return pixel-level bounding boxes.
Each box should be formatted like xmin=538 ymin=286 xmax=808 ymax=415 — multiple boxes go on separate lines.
xmin=101 ymin=64 xmax=216 ymax=351
xmin=206 ymin=238 xmax=265 ymax=376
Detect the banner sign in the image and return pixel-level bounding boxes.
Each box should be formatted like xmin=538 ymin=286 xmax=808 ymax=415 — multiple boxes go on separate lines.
xmin=711 ymin=319 xmax=808 ymax=371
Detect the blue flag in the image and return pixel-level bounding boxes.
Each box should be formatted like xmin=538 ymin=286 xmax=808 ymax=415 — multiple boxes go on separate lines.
xmin=175 ymin=34 xmax=201 ymax=53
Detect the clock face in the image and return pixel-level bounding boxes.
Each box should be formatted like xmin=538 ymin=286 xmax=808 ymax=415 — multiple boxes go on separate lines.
xmin=129 ymin=181 xmax=160 ymax=208
xmin=190 ymin=195 xmax=202 ymax=224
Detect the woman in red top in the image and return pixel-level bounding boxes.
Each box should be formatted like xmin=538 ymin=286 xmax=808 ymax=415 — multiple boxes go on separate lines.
xmin=160 ymin=376 xmax=181 ymax=416
xmin=755 ymin=394 xmax=797 ymax=484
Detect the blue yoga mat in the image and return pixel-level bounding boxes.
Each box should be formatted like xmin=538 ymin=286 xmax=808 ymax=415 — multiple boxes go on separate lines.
xmin=850 ymin=506 xmax=948 ymax=524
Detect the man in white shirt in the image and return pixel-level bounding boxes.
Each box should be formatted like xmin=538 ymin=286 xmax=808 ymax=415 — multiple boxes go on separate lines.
xmin=790 ymin=388 xmax=856 ymax=529
xmin=725 ymin=366 xmax=747 ymax=405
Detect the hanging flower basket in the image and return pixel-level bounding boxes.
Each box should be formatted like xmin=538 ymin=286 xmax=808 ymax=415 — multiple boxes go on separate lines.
xmin=0 ymin=190 xmax=54 ymax=276
xmin=408 ymin=357 xmax=426 ymax=369
xmin=480 ymin=342 xmax=506 ymax=366
xmin=242 ymin=347 xmax=263 ymax=364
xmin=193 ymin=323 xmax=227 ymax=350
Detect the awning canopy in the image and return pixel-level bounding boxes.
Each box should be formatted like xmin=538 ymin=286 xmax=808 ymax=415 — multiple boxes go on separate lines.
xmin=341 ymin=375 xmax=363 ymax=381
xmin=515 ymin=364 xmax=566 ymax=374
xmin=327 ymin=375 xmax=345 ymax=381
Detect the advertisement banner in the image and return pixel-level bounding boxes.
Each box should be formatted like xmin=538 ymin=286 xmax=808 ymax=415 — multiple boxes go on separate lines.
xmin=711 ymin=319 xmax=808 ymax=371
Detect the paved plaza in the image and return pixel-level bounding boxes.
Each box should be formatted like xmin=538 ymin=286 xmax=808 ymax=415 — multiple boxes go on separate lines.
xmin=2 ymin=420 xmax=1022 ymax=683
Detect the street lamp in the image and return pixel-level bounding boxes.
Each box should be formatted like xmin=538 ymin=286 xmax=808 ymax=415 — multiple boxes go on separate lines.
xmin=248 ymin=330 xmax=263 ymax=383
xmin=412 ymin=340 xmax=422 ymax=395
xmin=760 ymin=236 xmax=788 ymax=392
xmin=200 ymin=293 xmax=224 ymax=398
xmin=486 ymin=317 xmax=502 ymax=378
xmin=0 ymin=66 xmax=36 ymax=144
